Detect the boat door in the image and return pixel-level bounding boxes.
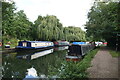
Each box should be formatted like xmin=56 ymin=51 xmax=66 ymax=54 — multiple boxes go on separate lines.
xmin=23 ymin=42 xmax=27 ymax=47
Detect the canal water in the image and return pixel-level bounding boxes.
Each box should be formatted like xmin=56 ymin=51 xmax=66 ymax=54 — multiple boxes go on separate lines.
xmin=2 ymin=46 xmax=69 ymax=79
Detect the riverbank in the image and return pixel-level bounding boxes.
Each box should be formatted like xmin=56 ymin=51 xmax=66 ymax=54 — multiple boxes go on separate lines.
xmin=109 ymin=49 xmax=120 ymax=57
xmin=59 ymin=48 xmax=99 ymax=79
xmin=0 ymin=48 xmax=16 ymax=54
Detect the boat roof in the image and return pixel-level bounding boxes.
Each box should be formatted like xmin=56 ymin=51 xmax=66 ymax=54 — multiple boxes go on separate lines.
xmin=19 ymin=41 xmax=52 ymax=43
xmin=72 ymin=42 xmax=86 ymax=44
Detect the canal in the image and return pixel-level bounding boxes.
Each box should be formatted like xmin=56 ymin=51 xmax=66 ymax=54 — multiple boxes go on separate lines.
xmin=2 ymin=46 xmax=69 ymax=79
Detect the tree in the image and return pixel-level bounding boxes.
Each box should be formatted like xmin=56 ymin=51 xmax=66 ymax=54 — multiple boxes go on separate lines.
xmin=2 ymin=1 xmax=86 ymax=45
xmin=2 ymin=1 xmax=16 ymax=38
xmin=0 ymin=1 xmax=2 ymax=41
xmin=63 ymin=26 xmax=86 ymax=41
xmin=13 ymin=10 xmax=33 ymax=40
xmin=34 ymin=15 xmax=64 ymax=41
xmin=85 ymin=2 xmax=120 ymax=49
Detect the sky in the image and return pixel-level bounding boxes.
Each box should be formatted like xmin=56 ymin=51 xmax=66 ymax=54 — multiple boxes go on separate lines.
xmin=13 ymin=0 xmax=94 ymax=31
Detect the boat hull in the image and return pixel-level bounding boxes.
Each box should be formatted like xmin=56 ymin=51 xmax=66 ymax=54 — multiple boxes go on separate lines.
xmin=66 ymin=55 xmax=82 ymax=61
xmin=15 ymin=46 xmax=54 ymax=51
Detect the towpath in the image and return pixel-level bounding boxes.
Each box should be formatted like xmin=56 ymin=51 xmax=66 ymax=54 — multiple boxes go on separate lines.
xmin=87 ymin=47 xmax=119 ymax=79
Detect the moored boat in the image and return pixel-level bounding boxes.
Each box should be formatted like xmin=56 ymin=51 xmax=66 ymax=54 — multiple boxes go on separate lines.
xmin=72 ymin=42 xmax=86 ymax=45
xmin=66 ymin=55 xmax=82 ymax=61
xmin=68 ymin=42 xmax=95 ymax=56
xmin=16 ymin=41 xmax=54 ymax=49
xmin=53 ymin=41 xmax=69 ymax=46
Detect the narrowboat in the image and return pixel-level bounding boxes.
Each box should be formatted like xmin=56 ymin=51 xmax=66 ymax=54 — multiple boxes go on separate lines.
xmin=68 ymin=45 xmax=83 ymax=56
xmin=16 ymin=41 xmax=54 ymax=49
xmin=66 ymin=55 xmax=82 ymax=61
xmin=5 ymin=45 xmax=10 ymax=48
xmin=95 ymin=42 xmax=103 ymax=46
xmin=72 ymin=42 xmax=86 ymax=45
xmin=68 ymin=44 xmax=95 ymax=56
xmin=53 ymin=41 xmax=69 ymax=46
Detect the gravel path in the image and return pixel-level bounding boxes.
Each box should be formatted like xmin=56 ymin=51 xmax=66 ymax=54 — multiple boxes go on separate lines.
xmin=87 ymin=47 xmax=119 ymax=78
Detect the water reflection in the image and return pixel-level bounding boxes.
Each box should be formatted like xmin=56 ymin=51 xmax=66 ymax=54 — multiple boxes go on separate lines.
xmin=2 ymin=46 xmax=68 ymax=79
xmin=23 ymin=67 xmax=38 ymax=79
xmin=17 ymin=49 xmax=54 ymax=60
xmin=54 ymin=46 xmax=68 ymax=51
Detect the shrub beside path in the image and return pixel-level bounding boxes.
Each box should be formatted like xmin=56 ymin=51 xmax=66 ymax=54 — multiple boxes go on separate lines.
xmin=87 ymin=47 xmax=119 ymax=78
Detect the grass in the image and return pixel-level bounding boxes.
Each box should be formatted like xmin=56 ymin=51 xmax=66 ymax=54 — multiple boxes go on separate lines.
xmin=109 ymin=50 xmax=120 ymax=57
xmin=3 ymin=38 xmax=32 ymax=48
xmin=59 ymin=48 xmax=99 ymax=79
xmin=3 ymin=38 xmax=21 ymax=48
xmin=77 ymin=48 xmax=99 ymax=77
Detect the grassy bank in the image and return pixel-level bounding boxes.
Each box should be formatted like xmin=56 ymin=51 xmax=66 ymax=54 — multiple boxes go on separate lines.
xmin=2 ymin=38 xmax=31 ymax=48
xmin=109 ymin=50 xmax=120 ymax=57
xmin=59 ymin=48 xmax=99 ymax=79
xmin=2 ymin=38 xmax=18 ymax=48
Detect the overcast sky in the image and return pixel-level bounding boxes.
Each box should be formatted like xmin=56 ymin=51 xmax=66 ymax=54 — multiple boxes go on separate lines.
xmin=13 ymin=0 xmax=94 ymax=31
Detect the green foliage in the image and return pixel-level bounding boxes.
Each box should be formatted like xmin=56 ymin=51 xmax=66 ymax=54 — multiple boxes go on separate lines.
xmin=59 ymin=48 xmax=99 ymax=79
xmin=85 ymin=2 xmax=120 ymax=48
xmin=13 ymin=10 xmax=33 ymax=40
xmin=0 ymin=2 xmax=2 ymax=40
xmin=109 ymin=50 xmax=120 ymax=57
xmin=2 ymin=1 xmax=33 ymax=45
xmin=2 ymin=1 xmax=16 ymax=37
xmin=34 ymin=15 xmax=62 ymax=40
xmin=64 ymin=27 xmax=86 ymax=41
xmin=2 ymin=37 xmax=18 ymax=48
xmin=33 ymin=15 xmax=86 ymax=41
xmin=2 ymin=1 xmax=86 ymax=47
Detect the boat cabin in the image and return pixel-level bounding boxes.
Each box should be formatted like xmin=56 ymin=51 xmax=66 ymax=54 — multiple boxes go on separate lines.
xmin=16 ymin=41 xmax=54 ymax=49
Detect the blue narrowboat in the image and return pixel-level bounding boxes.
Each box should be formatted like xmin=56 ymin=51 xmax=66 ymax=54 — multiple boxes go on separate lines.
xmin=72 ymin=42 xmax=86 ymax=45
xmin=16 ymin=41 xmax=54 ymax=49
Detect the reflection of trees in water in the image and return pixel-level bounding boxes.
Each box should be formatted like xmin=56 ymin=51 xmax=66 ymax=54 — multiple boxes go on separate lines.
xmin=30 ymin=50 xmax=67 ymax=77
xmin=2 ymin=53 xmax=32 ymax=78
xmin=2 ymin=50 xmax=67 ymax=78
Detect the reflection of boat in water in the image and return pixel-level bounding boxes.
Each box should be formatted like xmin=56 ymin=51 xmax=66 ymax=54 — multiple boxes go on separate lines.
xmin=16 ymin=41 xmax=54 ymax=50
xmin=66 ymin=55 xmax=82 ymax=61
xmin=17 ymin=49 xmax=53 ymax=60
xmin=54 ymin=46 xmax=68 ymax=51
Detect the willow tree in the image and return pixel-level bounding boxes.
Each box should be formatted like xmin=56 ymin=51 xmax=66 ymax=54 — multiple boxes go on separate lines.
xmin=63 ymin=26 xmax=86 ymax=41
xmin=34 ymin=15 xmax=63 ymax=41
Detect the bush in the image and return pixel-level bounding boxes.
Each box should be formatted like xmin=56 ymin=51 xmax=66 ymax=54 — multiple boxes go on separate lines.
xmin=109 ymin=50 xmax=120 ymax=57
xmin=59 ymin=48 xmax=99 ymax=79
xmin=2 ymin=37 xmax=19 ymax=48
